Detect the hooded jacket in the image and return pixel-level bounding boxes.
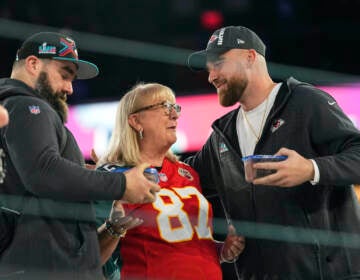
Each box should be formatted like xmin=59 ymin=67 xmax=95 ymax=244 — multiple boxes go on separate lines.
xmin=0 ymin=78 xmax=126 ymax=279
xmin=186 ymin=77 xmax=360 ymax=280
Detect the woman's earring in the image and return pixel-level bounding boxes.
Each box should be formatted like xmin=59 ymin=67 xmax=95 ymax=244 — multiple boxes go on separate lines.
xmin=139 ymin=128 xmax=143 ymax=140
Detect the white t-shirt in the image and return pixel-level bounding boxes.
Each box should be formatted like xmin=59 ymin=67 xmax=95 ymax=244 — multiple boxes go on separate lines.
xmin=237 ymin=83 xmax=282 ymax=156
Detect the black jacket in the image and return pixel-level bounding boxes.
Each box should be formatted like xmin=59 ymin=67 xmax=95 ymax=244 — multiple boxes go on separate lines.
xmin=186 ymin=77 xmax=360 ymax=280
xmin=0 ymin=78 xmax=126 ymax=279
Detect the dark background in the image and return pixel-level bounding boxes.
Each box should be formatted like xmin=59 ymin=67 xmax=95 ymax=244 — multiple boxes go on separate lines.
xmin=1 ymin=0 xmax=360 ymax=105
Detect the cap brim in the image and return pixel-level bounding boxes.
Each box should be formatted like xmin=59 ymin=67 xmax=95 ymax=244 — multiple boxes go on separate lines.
xmin=187 ymin=48 xmax=232 ymax=71
xmin=187 ymin=50 xmax=207 ymax=71
xmin=53 ymin=57 xmax=99 ymax=80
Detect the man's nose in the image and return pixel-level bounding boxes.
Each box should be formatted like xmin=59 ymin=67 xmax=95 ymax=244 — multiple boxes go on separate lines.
xmin=208 ymin=69 xmax=217 ymax=85
xmin=64 ymin=81 xmax=73 ymax=95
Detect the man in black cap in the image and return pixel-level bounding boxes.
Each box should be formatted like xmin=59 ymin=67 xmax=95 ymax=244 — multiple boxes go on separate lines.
xmin=0 ymin=32 xmax=160 ymax=279
xmin=186 ymin=25 xmax=360 ymax=279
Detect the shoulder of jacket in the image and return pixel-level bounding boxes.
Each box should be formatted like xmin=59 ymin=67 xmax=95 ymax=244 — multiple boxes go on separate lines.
xmin=5 ymin=93 xmax=45 ymax=104
xmin=8 ymin=94 xmax=54 ymax=112
xmin=212 ymin=107 xmax=239 ymax=130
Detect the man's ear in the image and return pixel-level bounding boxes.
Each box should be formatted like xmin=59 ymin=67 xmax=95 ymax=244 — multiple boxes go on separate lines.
xmin=247 ymin=49 xmax=257 ymax=66
xmin=24 ymin=55 xmax=41 ymax=76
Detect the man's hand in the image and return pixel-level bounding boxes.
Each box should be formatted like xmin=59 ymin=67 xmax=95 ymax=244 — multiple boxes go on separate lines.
xmin=252 ymin=148 xmax=314 ymax=187
xmin=85 ymin=149 xmax=99 ymax=170
xmin=219 ymin=224 xmax=245 ymax=263
xmin=122 ymin=163 xmax=161 ymax=204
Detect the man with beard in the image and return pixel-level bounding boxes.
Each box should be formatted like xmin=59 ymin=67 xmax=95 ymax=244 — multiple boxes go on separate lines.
xmin=186 ymin=26 xmax=360 ymax=279
xmin=0 ymin=32 xmax=160 ymax=279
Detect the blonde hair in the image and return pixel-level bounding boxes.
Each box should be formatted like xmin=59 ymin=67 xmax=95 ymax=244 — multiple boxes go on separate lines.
xmin=98 ymin=82 xmax=178 ymax=167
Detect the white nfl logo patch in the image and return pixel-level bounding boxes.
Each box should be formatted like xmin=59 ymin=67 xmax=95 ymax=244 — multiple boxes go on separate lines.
xmin=28 ymin=105 xmax=41 ymax=115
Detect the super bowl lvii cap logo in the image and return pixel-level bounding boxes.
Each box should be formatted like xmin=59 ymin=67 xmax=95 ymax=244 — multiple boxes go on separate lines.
xmin=38 ymin=43 xmax=56 ymax=55
xmin=59 ymin=37 xmax=78 ymax=58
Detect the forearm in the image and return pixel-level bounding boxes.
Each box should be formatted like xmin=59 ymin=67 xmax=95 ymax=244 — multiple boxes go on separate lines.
xmin=97 ymin=223 xmax=121 ymax=266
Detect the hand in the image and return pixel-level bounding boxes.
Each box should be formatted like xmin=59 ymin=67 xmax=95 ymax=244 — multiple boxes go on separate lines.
xmin=122 ymin=163 xmax=161 ymax=204
xmin=90 ymin=148 xmax=99 ymax=163
xmin=109 ymin=200 xmax=143 ymax=235
xmin=252 ymin=148 xmax=314 ymax=187
xmin=85 ymin=149 xmax=99 ymax=170
xmin=220 ymin=224 xmax=245 ymax=263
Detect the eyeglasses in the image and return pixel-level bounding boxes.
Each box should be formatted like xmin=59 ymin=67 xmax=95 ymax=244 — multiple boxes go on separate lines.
xmin=132 ymin=101 xmax=181 ymax=115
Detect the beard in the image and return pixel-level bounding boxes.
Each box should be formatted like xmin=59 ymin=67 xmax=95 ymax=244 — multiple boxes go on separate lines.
xmin=35 ymin=72 xmax=68 ymax=122
xmin=218 ymin=76 xmax=248 ymax=107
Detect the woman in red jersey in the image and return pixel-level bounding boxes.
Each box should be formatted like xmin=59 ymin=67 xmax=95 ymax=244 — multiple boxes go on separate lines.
xmin=97 ymin=83 xmax=245 ymax=280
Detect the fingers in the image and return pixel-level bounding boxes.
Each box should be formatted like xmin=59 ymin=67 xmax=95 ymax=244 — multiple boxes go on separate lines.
xmin=252 ymin=149 xmax=313 ymax=187
xmin=253 ymin=160 xmax=284 ymax=171
xmin=274 ymin=147 xmax=291 ymax=156
xmin=222 ymin=235 xmax=246 ymax=262
xmin=122 ymin=165 xmax=160 ymax=204
xmin=252 ymin=172 xmax=282 ymax=186
xmin=112 ymin=215 xmax=143 ymax=233
xmin=144 ymin=192 xmax=156 ymax=203
xmin=149 ymin=182 xmax=161 ymax=196
xmin=228 ymin=224 xmax=237 ymax=236
xmin=85 ymin=163 xmax=96 ymax=170
xmin=90 ymin=148 xmax=99 ymax=163
xmin=125 ymin=217 xmax=143 ymax=230
xmin=221 ymin=226 xmax=246 ymax=262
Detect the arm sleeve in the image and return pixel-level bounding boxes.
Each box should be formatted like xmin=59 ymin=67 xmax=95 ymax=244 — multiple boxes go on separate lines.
xmin=4 ymin=97 xmax=125 ymax=201
xmin=307 ymin=89 xmax=360 ymax=185
xmin=184 ymin=132 xmax=220 ymax=197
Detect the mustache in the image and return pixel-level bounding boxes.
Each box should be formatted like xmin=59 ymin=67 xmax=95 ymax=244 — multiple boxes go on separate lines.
xmin=57 ymin=92 xmax=67 ymax=102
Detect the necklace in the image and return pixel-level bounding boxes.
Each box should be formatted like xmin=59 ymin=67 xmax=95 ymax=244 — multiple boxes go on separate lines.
xmin=242 ymin=96 xmax=269 ymax=143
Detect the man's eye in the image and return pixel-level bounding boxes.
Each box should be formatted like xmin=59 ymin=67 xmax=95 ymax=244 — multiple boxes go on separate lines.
xmin=214 ymin=61 xmax=224 ymax=67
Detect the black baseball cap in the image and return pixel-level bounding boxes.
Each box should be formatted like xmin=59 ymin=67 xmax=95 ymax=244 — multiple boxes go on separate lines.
xmin=187 ymin=26 xmax=266 ymax=70
xmin=16 ymin=32 xmax=99 ymax=79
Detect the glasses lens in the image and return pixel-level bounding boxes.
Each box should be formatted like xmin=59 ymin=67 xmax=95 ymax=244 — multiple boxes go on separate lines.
xmin=162 ymin=102 xmax=181 ymax=114
xmin=173 ymin=104 xmax=181 ymax=113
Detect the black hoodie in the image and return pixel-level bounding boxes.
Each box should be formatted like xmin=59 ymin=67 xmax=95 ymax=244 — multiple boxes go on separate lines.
xmin=186 ymin=77 xmax=360 ymax=280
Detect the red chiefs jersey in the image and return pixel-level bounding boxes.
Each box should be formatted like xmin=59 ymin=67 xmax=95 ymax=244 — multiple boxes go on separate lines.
xmin=120 ymin=158 xmax=222 ymax=280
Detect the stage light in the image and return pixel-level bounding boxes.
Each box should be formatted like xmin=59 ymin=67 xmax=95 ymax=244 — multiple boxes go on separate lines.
xmin=200 ymin=10 xmax=223 ymax=30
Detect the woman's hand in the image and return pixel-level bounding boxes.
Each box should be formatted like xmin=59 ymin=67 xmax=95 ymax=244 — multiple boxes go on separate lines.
xmin=108 ymin=200 xmax=143 ymax=237
xmin=219 ymin=224 xmax=245 ymax=263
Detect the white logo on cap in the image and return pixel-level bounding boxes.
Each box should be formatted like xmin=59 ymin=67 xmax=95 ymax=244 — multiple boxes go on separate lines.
xmin=237 ymin=39 xmax=245 ymax=44
xmin=217 ymin=28 xmax=225 ymax=46
xmin=208 ymin=35 xmax=218 ymax=46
